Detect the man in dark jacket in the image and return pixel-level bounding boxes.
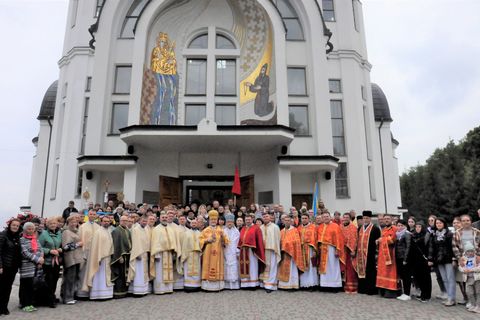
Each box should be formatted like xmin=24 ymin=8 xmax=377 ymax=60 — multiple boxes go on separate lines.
xmin=62 ymin=201 xmax=78 ymax=221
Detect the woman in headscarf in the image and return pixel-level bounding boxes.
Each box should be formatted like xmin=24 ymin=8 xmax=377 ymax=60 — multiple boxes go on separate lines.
xmin=0 ymin=218 xmax=22 ymax=315
xmin=19 ymin=222 xmax=44 ymax=312
xmin=410 ymin=221 xmax=432 ymax=302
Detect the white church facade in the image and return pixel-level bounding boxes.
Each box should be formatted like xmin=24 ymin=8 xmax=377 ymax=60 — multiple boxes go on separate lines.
xmin=29 ymin=0 xmax=401 ymax=216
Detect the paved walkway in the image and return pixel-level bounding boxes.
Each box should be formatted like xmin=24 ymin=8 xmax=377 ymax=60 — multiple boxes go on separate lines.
xmin=6 ymin=276 xmax=477 ymax=320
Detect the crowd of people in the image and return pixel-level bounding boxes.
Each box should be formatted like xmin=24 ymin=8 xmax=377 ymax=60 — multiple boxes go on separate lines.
xmin=0 ymin=199 xmax=479 ymax=315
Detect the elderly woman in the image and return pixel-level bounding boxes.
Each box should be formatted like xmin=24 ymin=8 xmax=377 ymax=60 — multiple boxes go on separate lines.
xmin=20 ymin=222 xmax=44 ymax=312
xmin=38 ymin=218 xmax=63 ymax=308
xmin=61 ymin=215 xmax=83 ymax=304
xmin=0 ymin=219 xmax=22 ymax=315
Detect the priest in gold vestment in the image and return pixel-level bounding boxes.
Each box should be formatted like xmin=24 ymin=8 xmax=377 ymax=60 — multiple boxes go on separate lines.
xmin=199 ymin=210 xmax=229 ymax=291
xmin=150 ymin=211 xmax=181 ymax=294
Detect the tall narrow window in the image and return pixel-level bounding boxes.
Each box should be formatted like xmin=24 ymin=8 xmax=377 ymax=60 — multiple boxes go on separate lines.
xmin=215 ymin=105 xmax=236 ymax=125
xmin=80 ymin=98 xmax=89 ymax=155
xmin=114 ymin=66 xmax=132 ymax=94
xmin=323 ymin=0 xmax=335 ymax=22
xmin=216 ymin=60 xmax=236 ymax=95
xmin=273 ymin=0 xmax=304 ymax=40
xmin=335 ymin=162 xmax=349 ymax=198
xmin=287 ymin=67 xmax=307 ymax=96
xmin=329 ymin=79 xmax=341 ymax=93
xmin=289 ymin=105 xmax=309 ymax=136
xmin=331 ymin=100 xmax=346 ymax=156
xmin=120 ymin=0 xmax=150 ymax=38
xmin=51 ymin=164 xmax=59 ymax=199
xmin=62 ymin=82 xmax=68 ymax=99
xmin=352 ymin=0 xmax=360 ymax=32
xmin=186 ymin=59 xmax=207 ymax=95
xmin=85 ymin=77 xmax=92 ymax=92
xmin=110 ymin=103 xmax=129 ymax=134
xmin=71 ymin=0 xmax=79 ymax=28
xmin=368 ymin=166 xmax=376 ymax=200
xmin=94 ymin=0 xmax=105 ymax=18
xmin=76 ymin=169 xmax=84 ymax=197
xmin=363 ymin=105 xmax=372 ymax=160
xmin=361 ymin=85 xmax=366 ymax=100
xmin=185 ymin=104 xmax=206 ymax=125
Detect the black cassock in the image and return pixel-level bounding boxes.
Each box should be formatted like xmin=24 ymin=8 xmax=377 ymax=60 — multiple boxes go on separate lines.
xmin=357 ymin=223 xmax=381 ymax=295
xmin=250 ymin=74 xmax=273 ymax=117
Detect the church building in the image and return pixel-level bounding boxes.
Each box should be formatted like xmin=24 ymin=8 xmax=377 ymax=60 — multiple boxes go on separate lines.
xmin=29 ymin=0 xmax=401 ymax=215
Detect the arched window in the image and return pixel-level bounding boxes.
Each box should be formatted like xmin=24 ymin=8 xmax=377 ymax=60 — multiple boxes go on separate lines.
xmin=188 ymin=34 xmax=208 ymax=49
xmin=184 ymin=30 xmax=239 ymax=125
xmin=272 ymin=0 xmax=304 ymax=40
xmin=120 ymin=0 xmax=150 ymax=38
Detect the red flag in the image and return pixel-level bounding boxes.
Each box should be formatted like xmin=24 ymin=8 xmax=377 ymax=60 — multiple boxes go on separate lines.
xmin=232 ymin=166 xmax=241 ymax=196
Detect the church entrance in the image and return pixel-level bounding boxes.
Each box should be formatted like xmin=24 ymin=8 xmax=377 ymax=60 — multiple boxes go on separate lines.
xmin=159 ymin=175 xmax=255 ymax=207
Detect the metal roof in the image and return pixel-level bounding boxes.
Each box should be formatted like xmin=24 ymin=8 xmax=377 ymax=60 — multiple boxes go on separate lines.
xmin=371 ymin=83 xmax=393 ymax=122
xmin=37 ymin=80 xmax=58 ymax=120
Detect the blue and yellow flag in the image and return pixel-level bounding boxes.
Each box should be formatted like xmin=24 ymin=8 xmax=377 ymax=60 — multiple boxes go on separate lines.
xmin=312 ymin=182 xmax=319 ymax=217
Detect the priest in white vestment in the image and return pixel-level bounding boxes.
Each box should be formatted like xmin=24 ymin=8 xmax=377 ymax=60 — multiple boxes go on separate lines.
xmin=260 ymin=212 xmax=281 ymax=292
xmin=77 ymin=209 xmax=100 ymax=298
xmin=82 ymin=216 xmax=114 ymax=300
xmin=223 ymin=214 xmax=240 ymax=289
xmin=127 ymin=216 xmax=150 ymax=295
xmin=180 ymin=219 xmax=202 ymax=291
xmin=150 ymin=212 xmax=181 ymax=294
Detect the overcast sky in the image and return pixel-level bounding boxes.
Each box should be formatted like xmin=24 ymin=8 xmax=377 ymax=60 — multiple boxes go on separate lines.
xmin=0 ymin=0 xmax=479 ymax=222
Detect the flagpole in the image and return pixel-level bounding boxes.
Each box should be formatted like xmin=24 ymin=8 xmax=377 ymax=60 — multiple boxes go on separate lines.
xmin=234 ymin=195 xmax=237 ymax=207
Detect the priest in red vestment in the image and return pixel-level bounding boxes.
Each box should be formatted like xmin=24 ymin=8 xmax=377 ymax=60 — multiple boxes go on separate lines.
xmin=238 ymin=215 xmax=265 ymax=288
xmin=341 ymin=213 xmax=358 ymax=293
xmin=376 ymin=214 xmax=398 ymax=298
xmin=278 ymin=216 xmax=305 ymax=289
xmin=297 ymin=213 xmax=318 ymax=288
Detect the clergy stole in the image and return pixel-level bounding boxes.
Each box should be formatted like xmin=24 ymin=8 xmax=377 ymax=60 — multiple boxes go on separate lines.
xmin=180 ymin=229 xmax=201 ymax=277
xmin=150 ymin=224 xmax=180 ymax=283
xmin=260 ymin=223 xmax=281 ymax=280
xmin=356 ymin=224 xmax=373 ymax=278
xmin=317 ymin=223 xmax=345 ymax=274
xmin=278 ymin=227 xmax=305 ymax=282
xmin=199 ymin=226 xmax=229 ymax=281
xmin=128 ymin=224 xmax=150 ymax=284
xmin=79 ymin=222 xmax=100 ymax=256
xmin=341 ymin=223 xmax=359 ymax=292
xmin=238 ymin=225 xmax=266 ymax=277
xmin=297 ymin=224 xmax=317 ymax=270
xmin=376 ymin=225 xmax=398 ymax=290
xmin=83 ymin=227 xmax=113 ymax=290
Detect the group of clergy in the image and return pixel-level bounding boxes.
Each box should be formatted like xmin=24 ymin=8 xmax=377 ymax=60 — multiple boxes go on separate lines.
xmin=76 ymin=207 xmax=399 ymax=299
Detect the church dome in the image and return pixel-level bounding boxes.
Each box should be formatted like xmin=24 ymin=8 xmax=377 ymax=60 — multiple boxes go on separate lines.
xmin=371 ymin=83 xmax=393 ymax=122
xmin=37 ymin=80 xmax=58 ymax=120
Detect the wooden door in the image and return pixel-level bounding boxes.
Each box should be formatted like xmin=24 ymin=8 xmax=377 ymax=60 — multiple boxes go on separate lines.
xmin=159 ymin=176 xmax=182 ymax=208
xmin=239 ymin=175 xmax=254 ymax=207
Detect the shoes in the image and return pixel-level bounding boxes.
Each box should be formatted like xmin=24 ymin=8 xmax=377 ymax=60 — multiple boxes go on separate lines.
xmin=467 ymin=305 xmax=476 ymax=312
xmin=0 ymin=309 xmax=10 ymax=315
xmin=416 ymin=297 xmax=428 ymax=303
xmin=466 ymin=302 xmax=473 ymax=309
xmin=474 ymin=306 xmax=480 ymax=314
xmin=265 ymin=289 xmax=272 ymax=293
xmin=66 ymin=300 xmax=77 ymax=305
xmin=457 ymin=299 xmax=467 ymax=305
xmin=396 ymin=294 xmax=411 ymax=301
xmin=436 ymin=292 xmax=448 ymax=300
xmin=444 ymin=300 xmax=456 ymax=307
xmin=22 ymin=305 xmax=36 ymax=312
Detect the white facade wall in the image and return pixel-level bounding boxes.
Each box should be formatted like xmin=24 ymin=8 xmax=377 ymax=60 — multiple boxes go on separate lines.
xmin=29 ymin=0 xmax=402 ymax=217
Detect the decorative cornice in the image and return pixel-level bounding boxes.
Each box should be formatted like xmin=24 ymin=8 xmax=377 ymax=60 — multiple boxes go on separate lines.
xmin=77 ymin=155 xmax=138 ymax=162
xmin=327 ymin=49 xmax=372 ymax=71
xmin=277 ymin=155 xmax=339 ymax=162
xmin=58 ymin=46 xmax=94 ymax=67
